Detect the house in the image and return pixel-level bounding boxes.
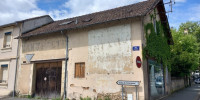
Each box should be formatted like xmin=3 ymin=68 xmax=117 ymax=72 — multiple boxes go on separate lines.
xmin=17 ymin=0 xmax=173 ymax=100
xmin=0 ymin=15 xmax=53 ymax=98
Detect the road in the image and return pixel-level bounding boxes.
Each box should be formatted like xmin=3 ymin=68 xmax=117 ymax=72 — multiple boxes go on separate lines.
xmin=162 ymin=84 xmax=200 ymax=100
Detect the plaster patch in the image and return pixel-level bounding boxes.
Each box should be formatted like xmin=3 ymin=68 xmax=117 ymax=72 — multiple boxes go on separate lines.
xmin=88 ymin=24 xmax=132 ymax=74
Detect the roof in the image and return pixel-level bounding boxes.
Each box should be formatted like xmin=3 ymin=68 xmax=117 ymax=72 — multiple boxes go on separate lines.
xmin=21 ymin=0 xmax=160 ymax=38
xmin=0 ymin=15 xmax=51 ymax=28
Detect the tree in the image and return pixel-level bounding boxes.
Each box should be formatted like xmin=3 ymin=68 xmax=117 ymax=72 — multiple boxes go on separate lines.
xmin=170 ymin=25 xmax=199 ymax=77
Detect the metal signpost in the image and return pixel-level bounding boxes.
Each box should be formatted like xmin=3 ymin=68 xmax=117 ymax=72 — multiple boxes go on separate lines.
xmin=116 ymin=80 xmax=140 ymax=100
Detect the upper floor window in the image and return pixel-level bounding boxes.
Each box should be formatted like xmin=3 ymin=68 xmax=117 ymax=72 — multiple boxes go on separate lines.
xmin=3 ymin=32 xmax=12 ymax=48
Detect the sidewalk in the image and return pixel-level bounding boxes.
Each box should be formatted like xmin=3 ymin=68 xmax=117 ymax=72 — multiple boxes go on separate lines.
xmin=162 ymin=84 xmax=200 ymax=100
xmin=0 ymin=88 xmax=12 ymax=99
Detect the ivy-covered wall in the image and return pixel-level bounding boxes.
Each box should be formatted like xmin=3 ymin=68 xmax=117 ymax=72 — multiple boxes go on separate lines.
xmin=143 ymin=16 xmax=171 ymax=70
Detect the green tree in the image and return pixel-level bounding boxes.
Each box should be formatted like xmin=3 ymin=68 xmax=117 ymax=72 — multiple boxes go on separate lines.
xmin=170 ymin=26 xmax=199 ymax=77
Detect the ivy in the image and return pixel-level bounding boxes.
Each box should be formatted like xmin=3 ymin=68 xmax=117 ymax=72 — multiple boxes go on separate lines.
xmin=143 ymin=21 xmax=171 ymax=71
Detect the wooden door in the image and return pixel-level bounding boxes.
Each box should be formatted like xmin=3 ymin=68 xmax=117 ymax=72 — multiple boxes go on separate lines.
xmin=35 ymin=61 xmax=62 ymax=98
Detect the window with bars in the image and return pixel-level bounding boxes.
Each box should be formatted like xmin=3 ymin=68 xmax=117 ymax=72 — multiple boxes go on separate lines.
xmin=74 ymin=62 xmax=85 ymax=78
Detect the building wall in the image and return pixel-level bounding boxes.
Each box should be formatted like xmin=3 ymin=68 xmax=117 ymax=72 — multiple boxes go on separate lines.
xmin=0 ymin=26 xmax=20 ymax=59
xmin=67 ymin=19 xmax=145 ymax=100
xmin=18 ymin=18 xmax=146 ymax=100
xmin=142 ymin=7 xmax=172 ymax=99
xmin=17 ymin=32 xmax=66 ymax=95
xmin=0 ymin=24 xmax=21 ymax=92
xmin=21 ymin=16 xmax=53 ymax=34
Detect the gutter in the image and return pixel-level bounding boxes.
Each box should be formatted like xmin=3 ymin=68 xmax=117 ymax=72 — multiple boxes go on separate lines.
xmin=61 ymin=31 xmax=69 ymax=100
xmin=13 ymin=22 xmax=21 ymax=97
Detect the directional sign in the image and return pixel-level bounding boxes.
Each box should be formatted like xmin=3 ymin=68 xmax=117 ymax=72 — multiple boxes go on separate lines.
xmin=116 ymin=80 xmax=140 ymax=86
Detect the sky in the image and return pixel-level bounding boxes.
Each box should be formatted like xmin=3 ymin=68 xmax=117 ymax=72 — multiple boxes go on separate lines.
xmin=0 ymin=0 xmax=199 ymax=28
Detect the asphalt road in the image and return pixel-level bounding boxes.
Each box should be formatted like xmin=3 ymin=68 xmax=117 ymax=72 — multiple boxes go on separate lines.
xmin=162 ymin=84 xmax=200 ymax=100
xmin=1 ymin=84 xmax=200 ymax=100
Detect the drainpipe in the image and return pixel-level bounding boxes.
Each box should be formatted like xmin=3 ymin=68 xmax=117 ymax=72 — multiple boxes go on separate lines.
xmin=61 ymin=31 xmax=68 ymax=100
xmin=13 ymin=22 xmax=21 ymax=97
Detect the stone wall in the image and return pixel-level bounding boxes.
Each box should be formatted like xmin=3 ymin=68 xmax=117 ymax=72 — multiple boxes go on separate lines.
xmin=171 ymin=77 xmax=186 ymax=92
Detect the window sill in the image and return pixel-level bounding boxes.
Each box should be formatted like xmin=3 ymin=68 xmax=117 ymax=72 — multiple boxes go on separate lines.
xmin=1 ymin=47 xmax=12 ymax=52
xmin=0 ymin=83 xmax=8 ymax=86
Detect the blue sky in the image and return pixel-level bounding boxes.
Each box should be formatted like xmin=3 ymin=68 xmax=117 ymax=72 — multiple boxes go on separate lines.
xmin=0 ymin=0 xmax=199 ymax=29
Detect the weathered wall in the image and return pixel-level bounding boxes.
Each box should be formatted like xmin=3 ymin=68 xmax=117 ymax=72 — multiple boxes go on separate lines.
xmin=18 ymin=18 xmax=146 ymax=100
xmin=21 ymin=33 xmax=66 ymax=61
xmin=171 ymin=77 xmax=185 ymax=92
xmin=17 ymin=64 xmax=33 ymax=94
xmin=22 ymin=16 xmax=53 ymax=34
xmin=67 ymin=19 xmax=145 ymax=100
xmin=88 ymin=24 xmax=132 ymax=74
xmin=0 ymin=26 xmax=20 ymax=59
xmin=17 ymin=33 xmax=66 ymax=95
xmin=0 ymin=24 xmax=20 ymax=93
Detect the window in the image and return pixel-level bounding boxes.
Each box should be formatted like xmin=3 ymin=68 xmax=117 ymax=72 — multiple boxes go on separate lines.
xmin=75 ymin=62 xmax=85 ymax=78
xmin=148 ymin=60 xmax=165 ymax=99
xmin=3 ymin=32 xmax=12 ymax=48
xmin=0 ymin=64 xmax=8 ymax=83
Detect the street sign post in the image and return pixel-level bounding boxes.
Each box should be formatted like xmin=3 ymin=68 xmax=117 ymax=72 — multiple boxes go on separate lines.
xmin=116 ymin=80 xmax=140 ymax=86
xmin=116 ymin=80 xmax=140 ymax=100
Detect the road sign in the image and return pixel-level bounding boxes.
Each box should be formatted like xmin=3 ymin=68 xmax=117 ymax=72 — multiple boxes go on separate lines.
xmin=116 ymin=80 xmax=140 ymax=86
xmin=136 ymin=56 xmax=142 ymax=68
xmin=133 ymin=46 xmax=140 ymax=51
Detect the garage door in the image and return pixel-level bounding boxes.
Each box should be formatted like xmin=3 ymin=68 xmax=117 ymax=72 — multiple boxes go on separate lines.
xmin=35 ymin=61 xmax=62 ymax=98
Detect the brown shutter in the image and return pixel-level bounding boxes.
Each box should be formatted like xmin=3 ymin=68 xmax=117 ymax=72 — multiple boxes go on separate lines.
xmin=75 ymin=63 xmax=79 ymax=78
xmin=75 ymin=62 xmax=85 ymax=78
xmin=81 ymin=63 xmax=85 ymax=78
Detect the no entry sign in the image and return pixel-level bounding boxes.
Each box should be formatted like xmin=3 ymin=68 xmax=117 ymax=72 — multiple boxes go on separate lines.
xmin=136 ymin=56 xmax=142 ymax=68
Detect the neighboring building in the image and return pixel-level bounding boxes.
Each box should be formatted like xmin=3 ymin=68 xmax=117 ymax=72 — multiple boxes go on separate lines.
xmin=0 ymin=15 xmax=53 ymax=97
xmin=17 ymin=0 xmax=173 ymax=100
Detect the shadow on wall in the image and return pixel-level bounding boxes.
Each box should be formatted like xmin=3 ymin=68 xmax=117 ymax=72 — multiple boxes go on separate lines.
xmin=22 ymin=32 xmax=66 ymax=53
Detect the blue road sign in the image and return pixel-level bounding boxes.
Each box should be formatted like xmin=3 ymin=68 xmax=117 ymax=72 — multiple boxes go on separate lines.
xmin=133 ymin=46 xmax=140 ymax=51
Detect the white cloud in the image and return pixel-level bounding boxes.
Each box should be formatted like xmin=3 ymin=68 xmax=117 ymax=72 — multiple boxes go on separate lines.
xmin=0 ymin=0 xmax=47 ymax=25
xmin=0 ymin=0 xmax=147 ymax=25
xmin=63 ymin=0 xmax=146 ymax=18
xmin=175 ymin=0 xmax=186 ymax=3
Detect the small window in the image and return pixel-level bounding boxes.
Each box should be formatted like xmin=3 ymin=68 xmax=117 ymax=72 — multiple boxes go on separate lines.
xmin=0 ymin=64 xmax=8 ymax=83
xmin=3 ymin=32 xmax=12 ymax=48
xmin=75 ymin=62 xmax=85 ymax=78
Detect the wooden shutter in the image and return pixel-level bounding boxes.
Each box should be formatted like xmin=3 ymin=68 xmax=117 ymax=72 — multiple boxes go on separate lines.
xmin=75 ymin=62 xmax=85 ymax=78
xmin=81 ymin=63 xmax=85 ymax=78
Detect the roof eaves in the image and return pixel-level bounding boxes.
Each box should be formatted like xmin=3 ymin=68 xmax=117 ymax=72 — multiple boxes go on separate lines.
xmin=20 ymin=15 xmax=143 ymax=39
xmin=143 ymin=0 xmax=161 ymax=16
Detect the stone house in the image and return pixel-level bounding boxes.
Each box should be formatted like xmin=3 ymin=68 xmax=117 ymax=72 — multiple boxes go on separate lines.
xmin=17 ymin=0 xmax=173 ymax=100
xmin=0 ymin=15 xmax=53 ymax=97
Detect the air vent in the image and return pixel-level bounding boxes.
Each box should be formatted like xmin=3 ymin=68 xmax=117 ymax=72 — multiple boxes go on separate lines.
xmin=59 ymin=21 xmax=74 ymax=25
